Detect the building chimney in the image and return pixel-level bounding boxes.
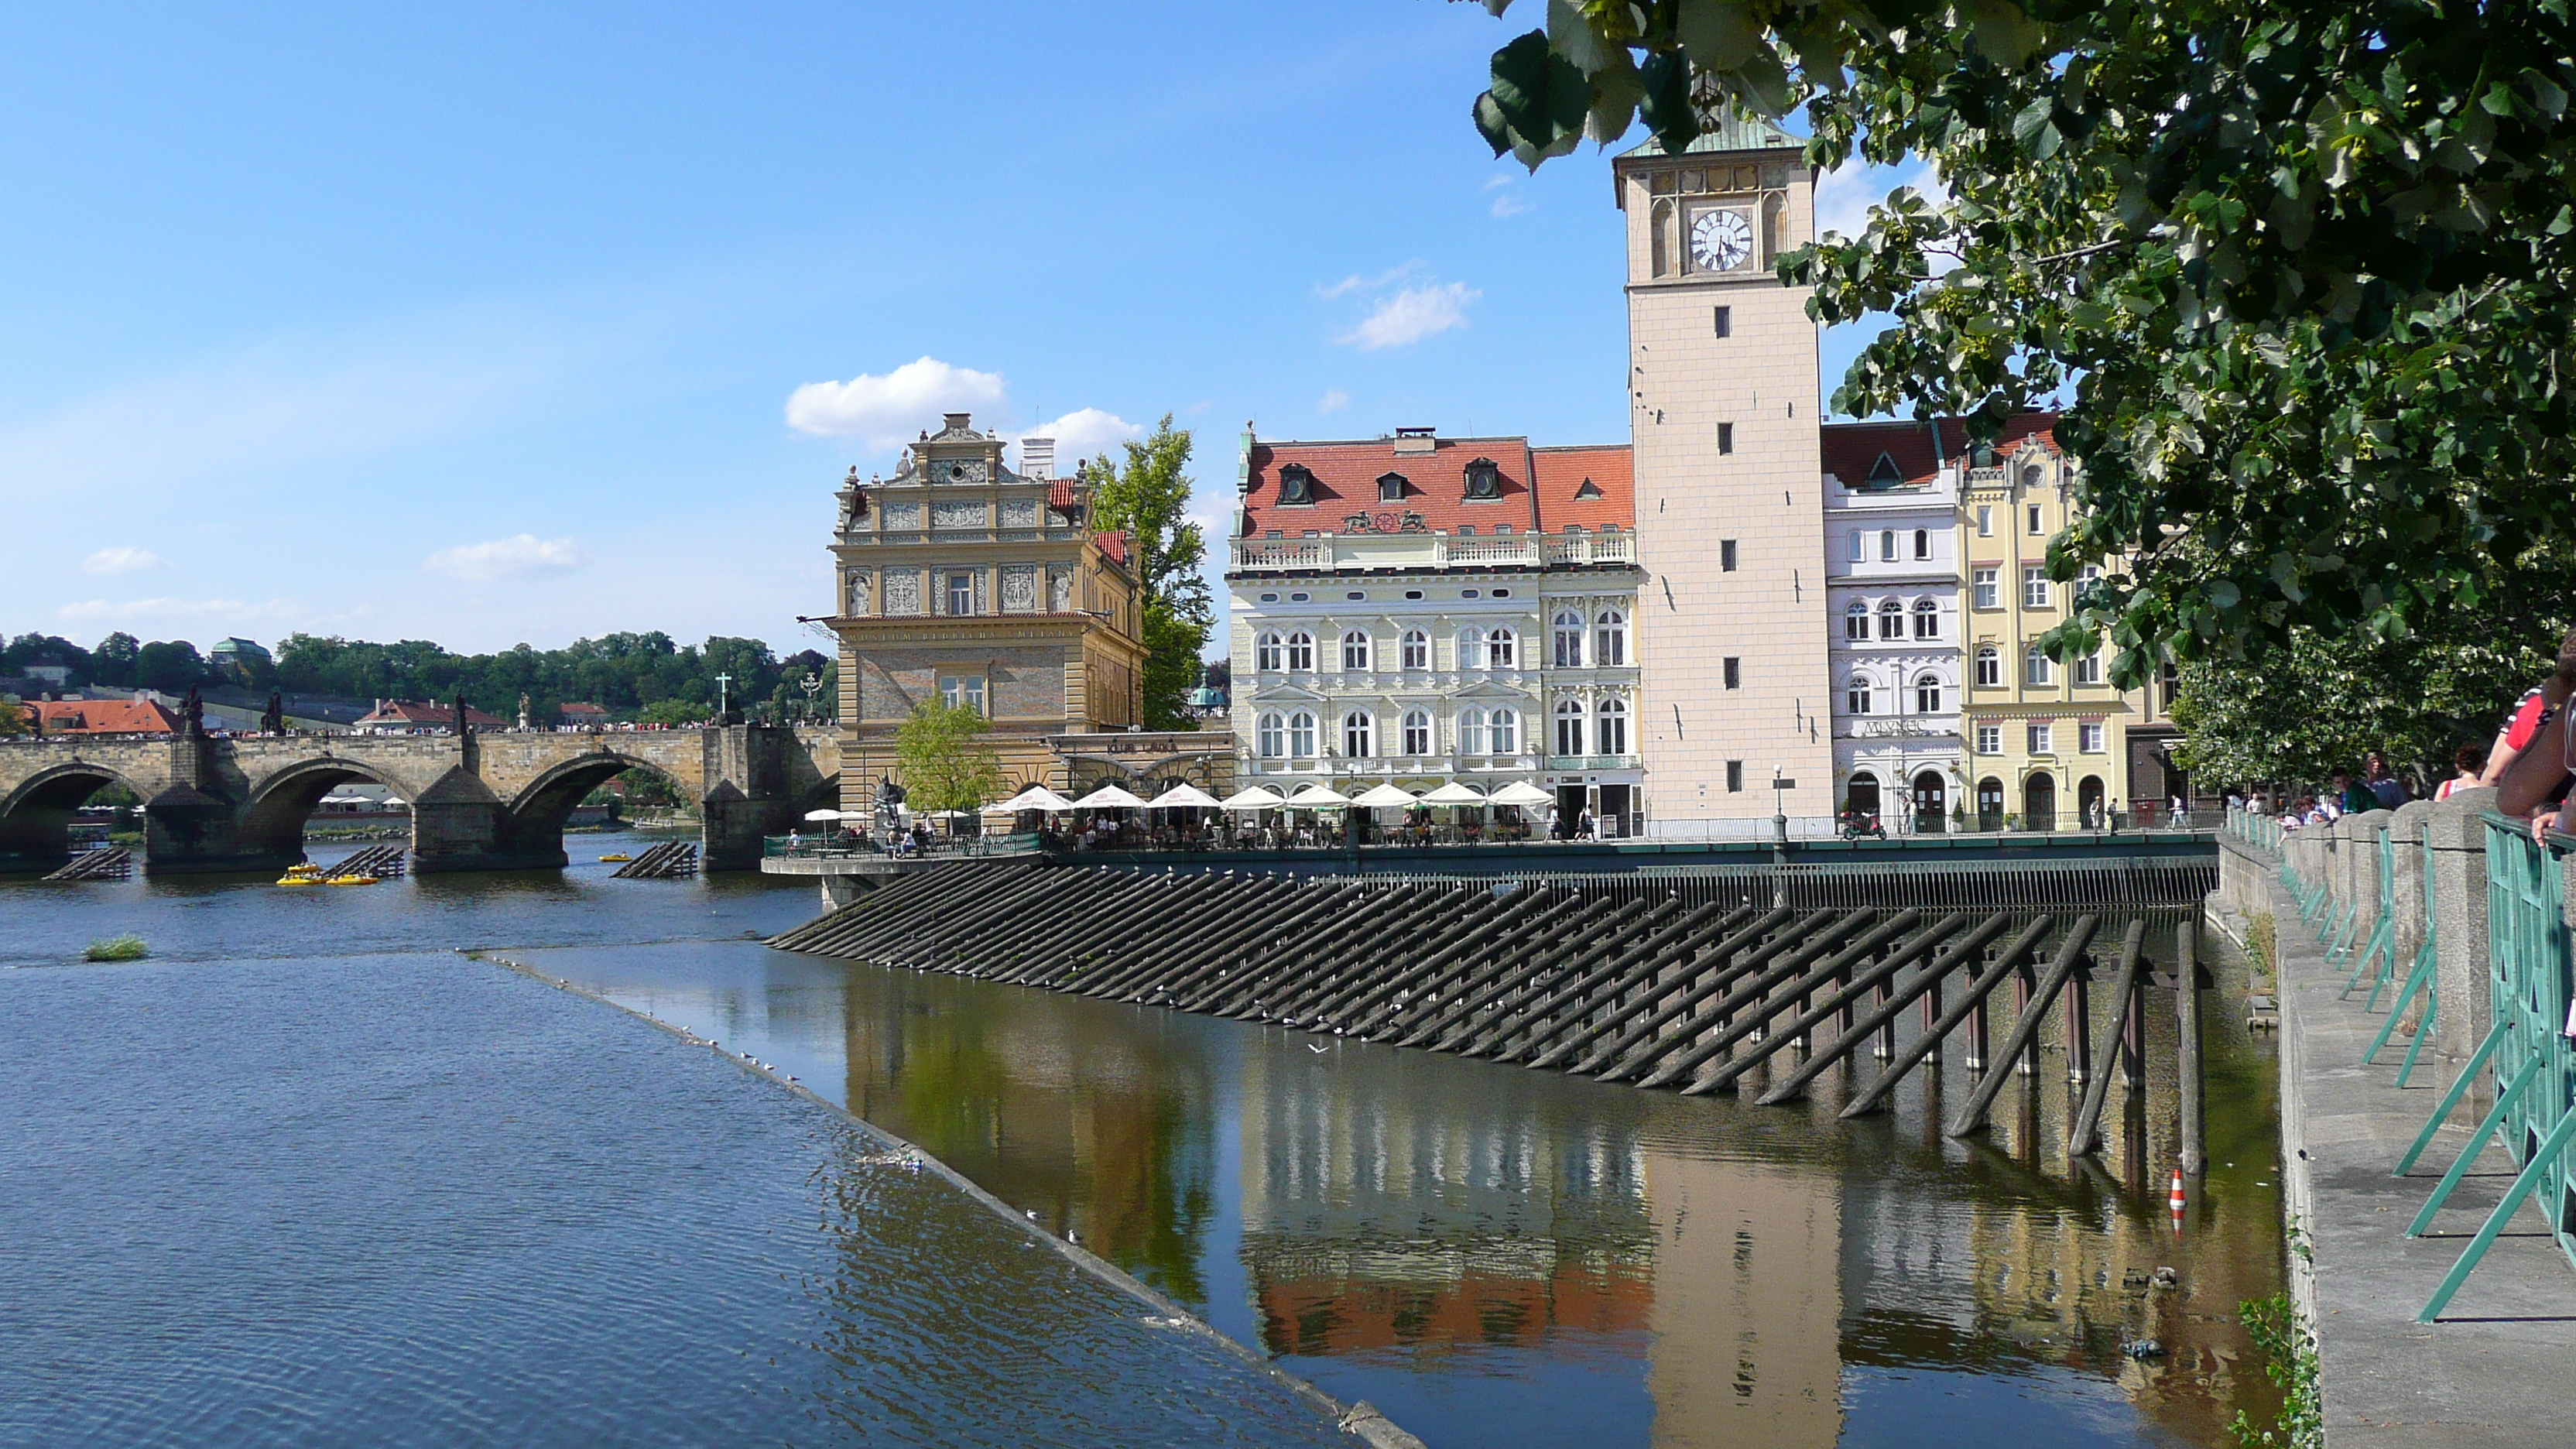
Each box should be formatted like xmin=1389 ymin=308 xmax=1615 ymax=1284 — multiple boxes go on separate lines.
xmin=1392 ymin=426 xmax=1437 ymax=456
xmin=1020 ymin=437 xmax=1055 ymax=480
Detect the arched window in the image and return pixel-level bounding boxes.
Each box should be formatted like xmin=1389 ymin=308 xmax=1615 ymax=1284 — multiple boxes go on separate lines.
xmin=1287 ymin=711 xmax=1317 ymax=758
xmin=1257 ymin=712 xmax=1285 ymax=758
xmin=1597 ymin=697 xmax=1629 ymax=755
xmin=1913 ymin=528 xmax=1930 ymax=560
xmin=1284 ymin=631 xmax=1314 ymax=672
xmin=1402 ymin=709 xmax=1431 ymax=755
xmin=1649 ymin=199 xmax=1673 ymax=276
xmin=1915 ymin=674 xmax=1942 ymax=714
xmin=1255 ymin=632 xmax=1283 ymax=671
xmin=1400 ymin=629 xmax=1429 ymax=670
xmin=1458 ymin=625 xmax=1482 ymax=666
xmin=1342 ymin=710 xmax=1374 ymax=758
xmin=1553 ymin=611 xmax=1585 ymax=668
xmin=1488 ymin=707 xmax=1518 ymax=753
xmin=1844 ymin=601 xmax=1869 ymax=642
xmin=1594 ymin=610 xmax=1626 ymax=666
xmin=1879 ymin=529 xmax=1897 ymax=562
xmin=1458 ymin=707 xmax=1486 ymax=755
xmin=1555 ymin=698 xmax=1587 ymax=757
xmin=1485 ymin=627 xmax=1517 ymax=669
xmin=1847 ymin=529 xmax=1864 ymax=562
xmin=1975 ymin=646 xmax=2002 ymax=687
xmin=2025 ymin=644 xmax=2054 ymax=686
xmin=1848 ymin=675 xmax=1872 ymax=715
xmin=1877 ymin=600 xmax=1904 ymax=640
xmin=1340 ymin=629 xmax=1371 ymax=671
xmin=1913 ymin=598 xmax=1939 ymax=639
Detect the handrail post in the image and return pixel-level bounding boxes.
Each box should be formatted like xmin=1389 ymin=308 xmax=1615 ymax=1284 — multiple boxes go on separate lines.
xmin=2426 ymin=791 xmax=2498 ymax=1080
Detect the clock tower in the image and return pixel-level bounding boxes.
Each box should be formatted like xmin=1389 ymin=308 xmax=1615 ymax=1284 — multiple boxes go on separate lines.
xmin=1616 ymin=120 xmax=1833 ymax=838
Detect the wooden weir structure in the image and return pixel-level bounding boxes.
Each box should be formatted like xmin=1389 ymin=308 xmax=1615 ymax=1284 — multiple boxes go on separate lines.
xmin=769 ymin=857 xmax=2215 ymax=1152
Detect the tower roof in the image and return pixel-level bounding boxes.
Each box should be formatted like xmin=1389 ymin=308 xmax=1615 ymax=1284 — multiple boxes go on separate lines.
xmin=1617 ymin=115 xmax=1803 ymax=160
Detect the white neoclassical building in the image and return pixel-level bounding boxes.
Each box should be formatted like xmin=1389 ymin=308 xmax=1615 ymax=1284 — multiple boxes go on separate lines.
xmin=1227 ymin=428 xmax=1645 ymax=834
xmin=1820 ymin=420 xmax=1966 ymax=831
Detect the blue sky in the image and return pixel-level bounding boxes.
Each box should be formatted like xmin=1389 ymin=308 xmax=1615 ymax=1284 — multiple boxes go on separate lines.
xmin=2 ymin=3 xmax=1928 ymax=659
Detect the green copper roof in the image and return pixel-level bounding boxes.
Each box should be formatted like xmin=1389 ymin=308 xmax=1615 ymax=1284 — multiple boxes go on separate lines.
xmin=1619 ymin=114 xmax=1803 ymax=158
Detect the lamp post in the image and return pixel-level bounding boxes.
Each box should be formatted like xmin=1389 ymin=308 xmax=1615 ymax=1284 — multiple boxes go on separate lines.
xmin=1771 ymin=769 xmax=1797 ymax=863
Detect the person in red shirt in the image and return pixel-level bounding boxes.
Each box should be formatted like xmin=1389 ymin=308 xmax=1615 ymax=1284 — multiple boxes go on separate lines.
xmin=2492 ymin=632 xmax=2576 ymax=837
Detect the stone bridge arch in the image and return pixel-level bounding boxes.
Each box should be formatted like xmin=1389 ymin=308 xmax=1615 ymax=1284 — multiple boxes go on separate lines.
xmin=238 ymin=755 xmax=437 ymax=867
xmin=0 ymin=761 xmax=153 ymax=873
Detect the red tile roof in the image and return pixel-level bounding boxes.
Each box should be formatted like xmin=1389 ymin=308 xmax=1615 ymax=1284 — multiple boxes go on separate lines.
xmin=29 ymin=698 xmax=181 ymax=735
xmin=1048 ymin=475 xmax=1077 ymax=512
xmin=1820 ymin=413 xmax=2060 ymax=489
xmin=1530 ymin=445 xmax=1634 ymax=532
xmin=355 ymin=699 xmax=510 ymax=728
xmin=558 ymin=702 xmax=609 ymax=718
xmin=1091 ymin=530 xmax=1131 ymax=567
xmin=1242 ymin=436 xmax=1541 ymax=537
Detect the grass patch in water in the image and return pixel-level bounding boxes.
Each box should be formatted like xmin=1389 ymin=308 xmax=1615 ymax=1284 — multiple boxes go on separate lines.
xmin=84 ymin=934 xmax=149 ymax=962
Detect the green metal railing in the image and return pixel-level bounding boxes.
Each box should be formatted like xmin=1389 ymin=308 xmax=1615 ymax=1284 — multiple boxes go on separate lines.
xmin=2400 ymin=816 xmax=2576 ymax=1320
xmin=2223 ymin=806 xmax=2284 ymax=853
xmin=765 ymin=831 xmax=1041 ymax=859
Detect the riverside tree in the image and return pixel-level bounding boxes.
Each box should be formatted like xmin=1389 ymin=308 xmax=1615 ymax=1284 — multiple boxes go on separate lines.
xmin=1079 ymin=416 xmax=1214 ymax=731
xmin=1466 ymin=0 xmax=2576 ymax=685
xmin=893 ymin=697 xmax=1003 ymax=818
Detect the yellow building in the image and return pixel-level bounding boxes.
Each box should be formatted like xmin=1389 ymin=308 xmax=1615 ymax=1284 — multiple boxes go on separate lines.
xmin=1957 ymin=419 xmax=2136 ymax=831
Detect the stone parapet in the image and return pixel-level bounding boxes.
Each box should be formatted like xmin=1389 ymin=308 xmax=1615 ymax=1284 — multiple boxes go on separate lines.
xmin=2425 ymin=788 xmax=2499 ymax=1074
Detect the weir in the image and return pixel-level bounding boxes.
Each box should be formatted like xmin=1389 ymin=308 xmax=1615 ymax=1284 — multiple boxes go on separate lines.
xmin=769 ymin=858 xmax=2210 ymax=1152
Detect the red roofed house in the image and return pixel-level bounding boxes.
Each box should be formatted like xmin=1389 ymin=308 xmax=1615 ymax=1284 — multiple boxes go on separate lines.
xmin=1229 ymin=425 xmax=1643 ymax=835
xmin=353 ymin=699 xmax=509 ymax=731
xmin=28 ymin=697 xmax=183 ymax=735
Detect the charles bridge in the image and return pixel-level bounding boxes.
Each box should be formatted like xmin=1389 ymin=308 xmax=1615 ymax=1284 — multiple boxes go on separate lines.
xmin=0 ymin=724 xmax=841 ymax=875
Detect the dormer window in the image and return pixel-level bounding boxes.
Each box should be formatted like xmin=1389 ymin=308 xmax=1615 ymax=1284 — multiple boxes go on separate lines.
xmin=1574 ymin=478 xmax=1603 ymax=499
xmin=1866 ymin=452 xmax=1903 ymax=488
xmin=1376 ymin=472 xmax=1407 ymax=502
xmin=1462 ymin=457 xmax=1502 ymax=501
xmin=1277 ymin=464 xmax=1316 ymax=506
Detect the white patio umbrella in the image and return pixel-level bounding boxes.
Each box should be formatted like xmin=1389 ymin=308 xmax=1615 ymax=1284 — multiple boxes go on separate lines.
xmin=992 ymin=786 xmax=1076 ymax=813
xmin=803 ymin=807 xmax=850 ymax=822
xmin=1351 ymin=783 xmax=1421 ymax=808
xmin=1070 ymin=783 xmax=1151 ymax=810
xmin=1149 ymin=783 xmax=1225 ymax=810
xmin=1285 ymin=783 xmax=1353 ymax=808
xmin=1487 ymin=781 xmax=1556 ymax=807
xmin=1419 ymin=782 xmax=1488 ymax=805
xmin=1219 ymin=785 xmax=1287 ymax=811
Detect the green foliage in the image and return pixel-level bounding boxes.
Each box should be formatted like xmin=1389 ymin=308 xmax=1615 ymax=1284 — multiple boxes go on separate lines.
xmin=637 ymin=697 xmax=705 ymax=727
xmin=134 ymin=639 xmax=207 ymax=694
xmin=83 ymin=934 xmax=149 ymax=962
xmin=90 ymin=632 xmax=139 ymax=687
xmin=894 ymin=697 xmax=1003 ymax=816
xmin=272 ymin=632 xmax=791 ymax=718
xmin=1468 ymin=1 xmax=2576 ymax=678
xmin=4 ymin=632 xmax=98 ymax=687
xmin=2170 ymin=550 xmax=2570 ymax=788
xmin=1081 ymin=415 xmax=1213 ymax=730
xmin=2231 ymin=1293 xmax=2322 ymax=1449
xmin=0 ymin=695 xmax=26 ymax=736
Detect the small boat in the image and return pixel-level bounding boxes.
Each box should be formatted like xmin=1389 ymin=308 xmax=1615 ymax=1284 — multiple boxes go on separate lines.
xmin=277 ymin=863 xmax=327 ymax=887
xmin=326 ymin=875 xmax=379 ymax=887
xmin=598 ymin=852 xmax=633 ymax=863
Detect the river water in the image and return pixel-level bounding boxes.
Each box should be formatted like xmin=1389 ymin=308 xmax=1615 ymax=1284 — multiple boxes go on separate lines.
xmin=2 ymin=833 xmax=2286 ymax=1447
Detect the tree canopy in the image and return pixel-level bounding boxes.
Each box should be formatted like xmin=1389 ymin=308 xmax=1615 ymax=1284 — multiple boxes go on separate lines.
xmin=893 ymin=697 xmax=1003 ymax=816
xmin=1080 ymin=415 xmax=1214 ymax=730
xmin=1468 ymin=0 xmax=2576 ymax=686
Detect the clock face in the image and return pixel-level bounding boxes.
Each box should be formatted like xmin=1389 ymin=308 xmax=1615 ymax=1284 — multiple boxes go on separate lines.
xmin=1690 ymin=208 xmax=1754 ymax=271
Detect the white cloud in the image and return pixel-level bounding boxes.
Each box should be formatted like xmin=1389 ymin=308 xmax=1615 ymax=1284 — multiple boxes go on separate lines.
xmin=1815 ymin=156 xmax=1950 ymax=242
xmin=784 ymin=356 xmax=1008 ymax=448
xmin=1339 ymin=283 xmax=1480 ymax=351
xmin=82 ymin=546 xmax=163 ymax=575
xmin=423 ymin=534 xmax=588 ymax=581
xmin=1315 ymin=262 xmax=1423 ymax=300
xmin=1012 ymin=408 xmax=1143 ymax=473
xmin=57 ymin=596 xmax=301 ymax=624
xmin=1317 ymin=389 xmax=1349 ymax=415
xmin=1482 ymin=174 xmax=1513 ymax=191
xmin=1490 ymin=194 xmax=1533 ymax=218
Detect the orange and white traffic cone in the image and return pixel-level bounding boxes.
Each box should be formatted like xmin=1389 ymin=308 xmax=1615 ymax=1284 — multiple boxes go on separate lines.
xmin=2170 ymin=1165 xmax=2187 ymax=1230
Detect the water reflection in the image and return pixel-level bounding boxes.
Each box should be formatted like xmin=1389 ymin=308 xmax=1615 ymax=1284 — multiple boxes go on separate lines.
xmin=539 ymin=919 xmax=2282 ymax=1449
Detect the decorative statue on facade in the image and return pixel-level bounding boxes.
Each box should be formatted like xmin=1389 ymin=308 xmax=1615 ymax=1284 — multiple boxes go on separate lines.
xmin=875 ymin=773 xmax=907 ymax=838
xmin=260 ymin=693 xmax=285 ymax=735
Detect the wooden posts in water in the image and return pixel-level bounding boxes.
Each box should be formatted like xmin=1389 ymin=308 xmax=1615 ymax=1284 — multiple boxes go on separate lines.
xmin=2067 ymin=920 xmax=2149 ymax=1158
xmin=2177 ymin=918 xmax=2206 ymax=1175
xmin=1945 ymin=916 xmax=2100 ymax=1138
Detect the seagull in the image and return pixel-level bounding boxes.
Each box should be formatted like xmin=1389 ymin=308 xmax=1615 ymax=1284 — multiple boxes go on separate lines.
xmin=1308 ymin=1043 xmax=1329 ymax=1055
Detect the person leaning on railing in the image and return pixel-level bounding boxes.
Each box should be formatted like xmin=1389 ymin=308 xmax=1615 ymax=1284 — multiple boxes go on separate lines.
xmin=2492 ymin=629 xmax=2576 ymax=839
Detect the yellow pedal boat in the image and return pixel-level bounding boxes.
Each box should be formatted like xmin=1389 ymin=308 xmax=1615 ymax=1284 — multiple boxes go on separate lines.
xmin=598 ymin=852 xmax=633 ymax=862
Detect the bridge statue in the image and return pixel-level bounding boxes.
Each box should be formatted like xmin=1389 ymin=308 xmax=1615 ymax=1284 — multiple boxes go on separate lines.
xmin=0 ymin=721 xmax=842 ymax=878
xmin=452 ymin=691 xmax=470 ymax=737
xmin=517 ymin=694 xmax=531 ymax=732
xmin=875 ymin=773 xmax=906 ymax=839
xmin=259 ymin=694 xmax=285 ymax=735
xmin=182 ymin=686 xmax=204 ymax=739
